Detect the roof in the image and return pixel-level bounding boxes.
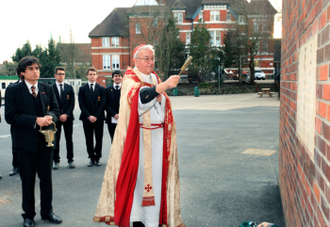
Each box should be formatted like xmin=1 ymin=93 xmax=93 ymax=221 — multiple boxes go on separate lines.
xmin=126 ymin=5 xmax=166 ymax=15
xmin=248 ymin=0 xmax=278 ymax=15
xmin=89 ymin=8 xmax=130 ymax=37
xmin=169 ymin=0 xmax=202 ymax=18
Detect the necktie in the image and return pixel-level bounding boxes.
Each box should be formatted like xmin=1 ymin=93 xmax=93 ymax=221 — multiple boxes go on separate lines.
xmin=115 ymin=85 xmax=119 ymax=90
xmin=59 ymin=84 xmax=64 ymax=98
xmin=90 ymin=84 xmax=94 ymax=92
xmin=31 ymin=86 xmax=37 ymax=97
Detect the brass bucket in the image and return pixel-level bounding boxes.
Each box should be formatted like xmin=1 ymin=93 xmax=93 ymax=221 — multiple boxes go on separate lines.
xmin=39 ymin=122 xmax=57 ymax=147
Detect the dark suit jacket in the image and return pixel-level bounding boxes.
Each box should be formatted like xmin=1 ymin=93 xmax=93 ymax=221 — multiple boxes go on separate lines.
xmin=5 ymin=82 xmax=60 ymax=153
xmin=105 ymin=85 xmax=121 ymax=124
xmin=52 ymin=83 xmax=75 ymax=120
xmin=78 ymin=83 xmax=106 ymax=121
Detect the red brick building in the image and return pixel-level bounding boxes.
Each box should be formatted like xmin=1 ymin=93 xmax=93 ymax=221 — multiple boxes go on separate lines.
xmin=280 ymin=0 xmax=330 ymax=226
xmin=89 ymin=0 xmax=277 ymax=86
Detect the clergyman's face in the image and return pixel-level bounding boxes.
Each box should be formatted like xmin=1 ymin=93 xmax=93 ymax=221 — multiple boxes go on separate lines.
xmin=21 ymin=63 xmax=40 ymax=85
xmin=134 ymin=48 xmax=155 ymax=75
xmin=87 ymin=70 xmax=97 ymax=83
xmin=55 ymin=70 xmax=65 ymax=83
xmin=113 ymin=74 xmax=122 ymax=85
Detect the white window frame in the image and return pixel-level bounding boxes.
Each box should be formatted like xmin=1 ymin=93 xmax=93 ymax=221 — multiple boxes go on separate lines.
xmin=102 ymin=37 xmax=110 ymax=47
xmin=174 ymin=12 xmax=183 ymax=24
xmin=238 ymin=16 xmax=246 ymax=24
xmin=112 ymin=55 xmax=120 ymax=70
xmin=186 ymin=32 xmax=191 ymax=45
xmin=103 ymin=55 xmax=111 ymax=70
xmin=227 ymin=11 xmax=231 ymax=21
xmin=199 ymin=11 xmax=203 ymax=21
xmin=210 ymin=10 xmax=220 ymax=21
xmin=111 ymin=37 xmax=119 ymax=47
xmin=136 ymin=23 xmax=141 ymax=34
xmin=210 ymin=30 xmax=221 ymax=46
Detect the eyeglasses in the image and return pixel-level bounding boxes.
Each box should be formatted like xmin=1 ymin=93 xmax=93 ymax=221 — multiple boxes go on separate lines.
xmin=136 ymin=57 xmax=156 ymax=62
xmin=56 ymin=73 xmax=65 ymax=76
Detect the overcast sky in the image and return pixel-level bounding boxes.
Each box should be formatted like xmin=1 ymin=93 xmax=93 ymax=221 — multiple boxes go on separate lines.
xmin=0 ymin=0 xmax=281 ymax=63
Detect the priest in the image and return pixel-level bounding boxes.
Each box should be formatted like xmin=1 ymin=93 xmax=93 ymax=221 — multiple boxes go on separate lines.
xmin=93 ymin=44 xmax=185 ymax=227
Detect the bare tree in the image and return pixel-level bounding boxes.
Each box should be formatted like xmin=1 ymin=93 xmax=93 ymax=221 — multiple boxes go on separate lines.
xmin=128 ymin=3 xmax=185 ymax=79
xmin=57 ymin=29 xmax=91 ymax=79
xmin=228 ymin=0 xmax=276 ymax=84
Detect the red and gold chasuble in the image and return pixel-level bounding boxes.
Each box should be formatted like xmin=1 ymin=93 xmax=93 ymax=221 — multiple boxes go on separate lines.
xmin=93 ymin=67 xmax=185 ymax=227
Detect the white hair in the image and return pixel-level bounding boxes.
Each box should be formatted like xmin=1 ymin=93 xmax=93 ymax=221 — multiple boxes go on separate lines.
xmin=133 ymin=44 xmax=154 ymax=59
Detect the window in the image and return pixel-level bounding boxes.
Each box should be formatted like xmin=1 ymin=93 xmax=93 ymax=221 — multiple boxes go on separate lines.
xmin=254 ymin=60 xmax=260 ymax=67
xmin=112 ymin=37 xmax=119 ymax=47
xmin=103 ymin=55 xmax=111 ymax=70
xmin=238 ymin=16 xmax=246 ymax=24
xmin=199 ymin=11 xmax=203 ymax=21
xmin=261 ymin=41 xmax=268 ymax=53
xmin=254 ymin=21 xmax=259 ymax=32
xmin=153 ymin=18 xmax=158 ymax=27
xmin=174 ymin=12 xmax=183 ymax=24
xmin=210 ymin=31 xmax=221 ymax=46
xmin=102 ymin=37 xmax=110 ymax=47
xmin=227 ymin=11 xmax=231 ymax=21
xmin=262 ymin=21 xmax=268 ymax=31
xmin=210 ymin=10 xmax=220 ymax=21
xmin=136 ymin=23 xmax=141 ymax=34
xmin=186 ymin=32 xmax=191 ymax=44
xmin=1 ymin=83 xmax=5 ymax=89
xmin=112 ymin=55 xmax=120 ymax=70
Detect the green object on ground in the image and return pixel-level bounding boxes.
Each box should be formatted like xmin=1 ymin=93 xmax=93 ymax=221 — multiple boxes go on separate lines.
xmin=173 ymin=87 xmax=178 ymax=96
xmin=194 ymin=86 xmax=199 ymax=97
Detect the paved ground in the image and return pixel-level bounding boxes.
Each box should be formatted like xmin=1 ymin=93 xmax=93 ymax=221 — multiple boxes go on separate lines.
xmin=0 ymin=93 xmax=284 ymax=227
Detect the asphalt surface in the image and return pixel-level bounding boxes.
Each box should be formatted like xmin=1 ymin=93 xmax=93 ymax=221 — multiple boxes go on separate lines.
xmin=0 ymin=93 xmax=285 ymax=227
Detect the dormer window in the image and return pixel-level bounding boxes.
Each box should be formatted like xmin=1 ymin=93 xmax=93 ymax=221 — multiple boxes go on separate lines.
xmin=174 ymin=12 xmax=183 ymax=24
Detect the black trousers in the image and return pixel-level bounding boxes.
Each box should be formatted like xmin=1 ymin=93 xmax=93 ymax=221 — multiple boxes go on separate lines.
xmin=54 ymin=119 xmax=74 ymax=163
xmin=82 ymin=119 xmax=104 ymax=161
xmin=16 ymin=137 xmax=53 ymax=219
xmin=11 ymin=127 xmax=18 ymax=168
xmin=12 ymin=150 xmax=18 ymax=167
xmin=107 ymin=123 xmax=117 ymax=143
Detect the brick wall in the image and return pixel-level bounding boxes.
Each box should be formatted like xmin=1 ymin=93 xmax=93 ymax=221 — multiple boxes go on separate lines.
xmin=280 ymin=0 xmax=330 ymax=227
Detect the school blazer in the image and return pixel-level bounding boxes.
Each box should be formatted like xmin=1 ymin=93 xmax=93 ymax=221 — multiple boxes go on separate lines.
xmin=52 ymin=83 xmax=75 ymax=120
xmin=5 ymin=82 xmax=60 ymax=153
xmin=78 ymin=83 xmax=106 ymax=121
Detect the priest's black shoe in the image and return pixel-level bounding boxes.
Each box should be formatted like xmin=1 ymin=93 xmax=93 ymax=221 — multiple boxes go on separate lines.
xmin=42 ymin=212 xmax=62 ymax=224
xmin=9 ymin=167 xmax=19 ymax=176
xmin=23 ymin=218 xmax=35 ymax=227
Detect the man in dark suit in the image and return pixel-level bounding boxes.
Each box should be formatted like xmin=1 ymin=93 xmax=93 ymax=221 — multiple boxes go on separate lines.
xmin=5 ymin=56 xmax=62 ymax=227
xmin=78 ymin=67 xmax=106 ymax=167
xmin=105 ymin=70 xmax=122 ymax=142
xmin=52 ymin=67 xmax=75 ymax=170
xmin=9 ymin=75 xmax=22 ymax=177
